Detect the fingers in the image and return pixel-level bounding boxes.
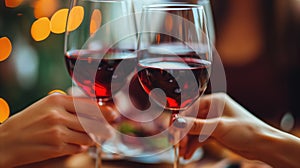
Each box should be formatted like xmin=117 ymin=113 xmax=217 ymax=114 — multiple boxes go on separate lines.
xmin=179 ymin=136 xmax=188 ymax=157
xmin=60 ymin=99 xmax=115 ymax=141
xmin=68 ymin=97 xmax=119 ymax=123
xmin=54 ymin=143 xmax=87 ymax=156
xmin=186 ymin=117 xmax=220 ymax=136
xmin=174 ymin=116 xmax=221 ymax=139
xmin=65 ymin=87 xmax=119 ymax=122
xmin=97 ymin=104 xmax=120 ymax=123
xmin=77 ymin=116 xmax=114 ymax=140
xmin=62 ymin=111 xmax=86 ymax=132
xmin=46 ymin=92 xmax=116 ymax=141
xmin=38 ymin=125 xmax=93 ymax=155
xmin=172 ymin=116 xmax=222 ymax=160
xmin=183 ymin=136 xmax=206 ymax=159
xmin=198 ymin=95 xmax=212 ymax=112
xmin=179 ymin=135 xmax=210 ymax=160
xmin=62 ymin=127 xmax=94 ymax=146
xmin=184 ymin=93 xmax=225 ymax=119
xmin=46 ymin=94 xmax=119 ymax=123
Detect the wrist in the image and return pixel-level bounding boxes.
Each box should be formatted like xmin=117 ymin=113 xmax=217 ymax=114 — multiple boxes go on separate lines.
xmin=257 ymin=126 xmax=300 ymax=168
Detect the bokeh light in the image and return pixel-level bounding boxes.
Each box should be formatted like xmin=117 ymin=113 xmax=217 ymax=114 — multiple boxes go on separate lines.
xmin=165 ymin=14 xmax=173 ymax=33
xmin=5 ymin=0 xmax=23 ymax=8
xmin=90 ymin=9 xmax=102 ymax=35
xmin=0 ymin=37 xmax=12 ymax=62
xmin=0 ymin=98 xmax=10 ymax=123
xmin=31 ymin=17 xmax=51 ymax=41
xmin=50 ymin=8 xmax=69 ymax=34
xmin=67 ymin=6 xmax=84 ymax=32
xmin=33 ymin=0 xmax=60 ymax=18
xmin=48 ymin=89 xmax=67 ymax=95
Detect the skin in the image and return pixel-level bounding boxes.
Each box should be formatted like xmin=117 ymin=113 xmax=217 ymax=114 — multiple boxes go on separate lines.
xmin=0 ymin=93 xmax=117 ymax=167
xmin=177 ymin=93 xmax=300 ymax=168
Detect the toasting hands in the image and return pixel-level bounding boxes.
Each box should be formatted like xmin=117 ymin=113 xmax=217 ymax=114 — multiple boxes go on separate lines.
xmin=176 ymin=93 xmax=300 ymax=168
xmin=0 ymin=93 xmax=118 ymax=167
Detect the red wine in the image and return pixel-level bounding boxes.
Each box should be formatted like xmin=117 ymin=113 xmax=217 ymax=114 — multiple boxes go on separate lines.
xmin=129 ymin=74 xmax=151 ymax=110
xmin=65 ymin=49 xmax=136 ymax=99
xmin=138 ymin=56 xmax=211 ymax=110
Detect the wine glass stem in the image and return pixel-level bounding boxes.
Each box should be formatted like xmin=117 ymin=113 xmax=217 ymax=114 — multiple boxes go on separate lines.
xmin=95 ymin=99 xmax=113 ymax=168
xmin=96 ymin=143 xmax=102 ymax=168
xmin=173 ymin=142 xmax=180 ymax=168
xmin=171 ymin=112 xmax=181 ymax=168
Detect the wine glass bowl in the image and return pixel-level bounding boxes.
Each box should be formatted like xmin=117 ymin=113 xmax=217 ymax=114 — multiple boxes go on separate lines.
xmin=65 ymin=48 xmax=137 ymax=102
xmin=137 ymin=3 xmax=212 ymax=167
xmin=137 ymin=44 xmax=211 ymax=111
xmin=65 ymin=0 xmax=137 ymax=103
xmin=137 ymin=4 xmax=212 ymax=111
xmin=64 ymin=0 xmax=137 ymax=167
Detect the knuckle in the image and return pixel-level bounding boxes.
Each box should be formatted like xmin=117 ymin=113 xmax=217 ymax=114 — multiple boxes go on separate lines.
xmin=214 ymin=92 xmax=227 ymax=101
xmin=48 ymin=127 xmax=65 ymax=143
xmin=45 ymin=109 xmax=66 ymax=124
xmin=46 ymin=94 xmax=68 ymax=105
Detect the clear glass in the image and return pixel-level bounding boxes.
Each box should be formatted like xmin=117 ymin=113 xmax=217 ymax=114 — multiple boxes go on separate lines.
xmin=137 ymin=4 xmax=212 ymax=168
xmin=132 ymin=0 xmax=215 ymax=43
xmin=64 ymin=0 xmax=137 ymax=167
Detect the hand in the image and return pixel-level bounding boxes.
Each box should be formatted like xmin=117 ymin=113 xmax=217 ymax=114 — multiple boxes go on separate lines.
xmin=0 ymin=93 xmax=118 ymax=167
xmin=178 ymin=93 xmax=271 ymax=159
xmin=67 ymin=86 xmax=120 ymax=141
xmin=177 ymin=93 xmax=300 ymax=168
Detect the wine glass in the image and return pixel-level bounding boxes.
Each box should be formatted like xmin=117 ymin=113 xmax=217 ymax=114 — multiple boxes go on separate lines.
xmin=132 ymin=0 xmax=215 ymax=44
xmin=137 ymin=4 xmax=212 ymax=168
xmin=64 ymin=0 xmax=137 ymax=167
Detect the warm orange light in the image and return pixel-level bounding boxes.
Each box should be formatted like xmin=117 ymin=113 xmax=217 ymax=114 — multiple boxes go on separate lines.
xmin=33 ymin=0 xmax=59 ymax=18
xmin=50 ymin=8 xmax=69 ymax=34
xmin=67 ymin=6 xmax=84 ymax=32
xmin=156 ymin=34 xmax=161 ymax=44
xmin=5 ymin=0 xmax=23 ymax=8
xmin=0 ymin=37 xmax=12 ymax=62
xmin=90 ymin=9 xmax=102 ymax=35
xmin=0 ymin=98 xmax=10 ymax=123
xmin=48 ymin=89 xmax=67 ymax=95
xmin=165 ymin=14 xmax=173 ymax=33
xmin=31 ymin=17 xmax=51 ymax=41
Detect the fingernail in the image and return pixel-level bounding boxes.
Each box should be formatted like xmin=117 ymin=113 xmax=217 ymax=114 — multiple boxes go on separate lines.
xmin=80 ymin=145 xmax=89 ymax=152
xmin=173 ymin=116 xmax=187 ymax=128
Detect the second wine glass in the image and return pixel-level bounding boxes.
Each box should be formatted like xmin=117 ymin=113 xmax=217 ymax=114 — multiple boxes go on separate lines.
xmin=64 ymin=0 xmax=137 ymax=167
xmin=137 ymin=4 xmax=212 ymax=168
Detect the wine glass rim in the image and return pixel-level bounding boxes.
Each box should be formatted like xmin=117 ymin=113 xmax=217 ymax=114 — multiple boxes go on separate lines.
xmin=143 ymin=3 xmax=203 ymax=11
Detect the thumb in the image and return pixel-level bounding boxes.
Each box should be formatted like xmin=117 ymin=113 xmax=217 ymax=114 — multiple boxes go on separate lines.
xmin=174 ymin=116 xmax=221 ymax=140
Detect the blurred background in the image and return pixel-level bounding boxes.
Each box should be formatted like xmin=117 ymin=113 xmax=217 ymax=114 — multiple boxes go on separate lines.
xmin=0 ymin=0 xmax=71 ymax=117
xmin=0 ymin=0 xmax=299 ymax=130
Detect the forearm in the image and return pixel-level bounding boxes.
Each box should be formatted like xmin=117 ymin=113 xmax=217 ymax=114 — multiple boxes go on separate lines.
xmin=258 ymin=127 xmax=300 ymax=168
